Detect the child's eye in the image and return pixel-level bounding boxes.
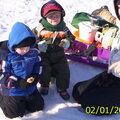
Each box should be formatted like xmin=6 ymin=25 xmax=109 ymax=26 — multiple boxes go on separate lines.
xmin=47 ymin=14 xmax=61 ymax=19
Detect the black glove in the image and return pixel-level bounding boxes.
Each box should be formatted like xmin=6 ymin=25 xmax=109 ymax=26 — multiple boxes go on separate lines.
xmin=19 ymin=74 xmax=40 ymax=89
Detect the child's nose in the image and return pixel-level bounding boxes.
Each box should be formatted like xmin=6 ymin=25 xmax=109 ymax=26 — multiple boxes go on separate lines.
xmin=23 ymin=49 xmax=28 ymax=53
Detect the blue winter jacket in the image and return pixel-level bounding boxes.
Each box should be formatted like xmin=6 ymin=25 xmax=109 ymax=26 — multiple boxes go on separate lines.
xmin=1 ymin=22 xmax=42 ymax=96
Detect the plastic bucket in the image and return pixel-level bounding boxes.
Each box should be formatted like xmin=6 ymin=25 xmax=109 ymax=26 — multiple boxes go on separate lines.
xmin=79 ymin=21 xmax=98 ymax=43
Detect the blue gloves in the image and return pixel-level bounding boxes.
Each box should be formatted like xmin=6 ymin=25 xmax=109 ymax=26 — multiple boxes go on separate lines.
xmin=38 ymin=40 xmax=48 ymax=52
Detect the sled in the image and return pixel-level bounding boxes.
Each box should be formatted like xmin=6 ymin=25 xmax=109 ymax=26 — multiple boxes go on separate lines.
xmin=65 ymin=40 xmax=110 ymax=69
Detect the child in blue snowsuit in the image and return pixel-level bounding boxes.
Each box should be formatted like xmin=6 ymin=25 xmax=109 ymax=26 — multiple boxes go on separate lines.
xmin=0 ymin=22 xmax=44 ymax=119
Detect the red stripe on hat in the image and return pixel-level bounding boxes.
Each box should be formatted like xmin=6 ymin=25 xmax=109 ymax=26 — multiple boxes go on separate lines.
xmin=42 ymin=3 xmax=62 ymax=17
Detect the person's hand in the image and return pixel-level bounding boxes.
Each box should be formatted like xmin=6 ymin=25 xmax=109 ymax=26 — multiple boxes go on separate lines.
xmin=108 ymin=61 xmax=120 ymax=75
xmin=59 ymin=39 xmax=70 ymax=49
xmin=27 ymin=77 xmax=35 ymax=83
xmin=38 ymin=40 xmax=48 ymax=52
xmin=19 ymin=74 xmax=39 ymax=89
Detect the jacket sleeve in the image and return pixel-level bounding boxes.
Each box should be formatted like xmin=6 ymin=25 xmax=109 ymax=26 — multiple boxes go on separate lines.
xmin=32 ymin=21 xmax=45 ymax=41
xmin=64 ymin=26 xmax=75 ymax=49
xmin=2 ymin=56 xmax=17 ymax=78
xmin=0 ymin=56 xmax=19 ymax=87
xmin=2 ymin=60 xmax=11 ymax=73
xmin=109 ymin=33 xmax=120 ymax=75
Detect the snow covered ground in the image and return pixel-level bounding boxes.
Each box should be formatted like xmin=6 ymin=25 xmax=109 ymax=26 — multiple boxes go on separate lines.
xmin=0 ymin=0 xmax=120 ymax=120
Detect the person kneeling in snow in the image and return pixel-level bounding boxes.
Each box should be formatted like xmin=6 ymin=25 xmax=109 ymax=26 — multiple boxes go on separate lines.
xmin=72 ymin=0 xmax=120 ymax=115
xmin=0 ymin=22 xmax=44 ymax=119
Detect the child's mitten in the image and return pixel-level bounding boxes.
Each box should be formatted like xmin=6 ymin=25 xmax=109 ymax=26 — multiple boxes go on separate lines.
xmin=59 ymin=39 xmax=70 ymax=50
xmin=38 ymin=40 xmax=48 ymax=52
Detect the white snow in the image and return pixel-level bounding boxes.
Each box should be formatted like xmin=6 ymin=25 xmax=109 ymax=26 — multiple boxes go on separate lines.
xmin=0 ymin=0 xmax=120 ymax=120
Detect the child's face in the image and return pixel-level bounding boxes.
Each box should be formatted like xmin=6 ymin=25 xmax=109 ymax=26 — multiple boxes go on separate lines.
xmin=15 ymin=46 xmax=30 ymax=55
xmin=46 ymin=12 xmax=61 ymax=26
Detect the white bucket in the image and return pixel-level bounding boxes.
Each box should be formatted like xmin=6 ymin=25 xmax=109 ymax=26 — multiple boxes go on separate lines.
xmin=79 ymin=21 xmax=98 ymax=43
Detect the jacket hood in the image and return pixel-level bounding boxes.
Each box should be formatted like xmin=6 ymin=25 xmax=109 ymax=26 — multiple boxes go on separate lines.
xmin=8 ymin=22 xmax=36 ymax=52
xmin=114 ymin=0 xmax=120 ymax=20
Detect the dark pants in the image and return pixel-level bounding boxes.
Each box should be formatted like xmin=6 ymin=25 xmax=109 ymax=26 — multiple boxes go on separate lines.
xmin=72 ymin=71 xmax=120 ymax=115
xmin=0 ymin=90 xmax=44 ymax=119
xmin=40 ymin=57 xmax=70 ymax=90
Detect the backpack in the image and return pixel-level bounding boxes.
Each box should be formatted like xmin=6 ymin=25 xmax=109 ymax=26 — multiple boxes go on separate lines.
xmin=92 ymin=5 xmax=116 ymax=24
xmin=65 ymin=12 xmax=118 ymax=69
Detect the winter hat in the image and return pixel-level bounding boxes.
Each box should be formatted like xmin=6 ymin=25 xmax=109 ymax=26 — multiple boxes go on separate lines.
xmin=13 ymin=37 xmax=35 ymax=49
xmin=41 ymin=1 xmax=65 ymax=18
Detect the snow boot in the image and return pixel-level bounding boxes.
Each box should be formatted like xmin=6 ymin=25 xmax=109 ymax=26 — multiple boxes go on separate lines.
xmin=40 ymin=85 xmax=49 ymax=95
xmin=57 ymin=89 xmax=70 ymax=100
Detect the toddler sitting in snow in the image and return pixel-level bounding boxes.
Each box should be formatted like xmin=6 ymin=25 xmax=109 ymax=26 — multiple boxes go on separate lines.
xmin=32 ymin=1 xmax=75 ymax=100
